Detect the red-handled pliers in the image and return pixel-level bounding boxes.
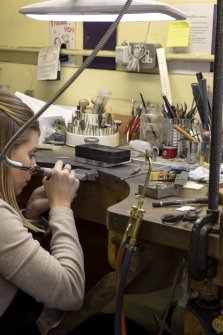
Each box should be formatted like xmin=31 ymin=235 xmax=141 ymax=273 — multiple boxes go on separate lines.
xmin=125 ymin=114 xmax=140 ymax=142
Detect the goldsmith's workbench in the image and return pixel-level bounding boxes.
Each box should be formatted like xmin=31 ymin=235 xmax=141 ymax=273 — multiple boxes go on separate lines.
xmin=32 ymin=145 xmax=223 ymax=288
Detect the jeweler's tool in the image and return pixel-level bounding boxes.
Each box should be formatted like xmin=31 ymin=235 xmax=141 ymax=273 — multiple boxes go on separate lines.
xmin=139 ymin=92 xmax=159 ymax=139
xmin=162 ymin=94 xmax=176 ymax=119
xmin=173 ymin=124 xmax=197 ymax=142
xmin=32 ymin=165 xmax=98 ymax=181
xmin=152 ymin=198 xmax=208 ymax=208
xmin=162 ymin=210 xmax=199 ymax=223
xmin=139 ymin=182 xmax=176 ymax=199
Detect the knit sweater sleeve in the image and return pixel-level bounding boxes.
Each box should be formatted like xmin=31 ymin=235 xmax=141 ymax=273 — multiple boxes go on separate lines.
xmin=0 ymin=200 xmax=85 ymax=311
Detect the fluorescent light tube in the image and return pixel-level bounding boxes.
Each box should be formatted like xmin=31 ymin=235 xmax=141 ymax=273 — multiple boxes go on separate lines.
xmin=19 ymin=0 xmax=186 ymax=22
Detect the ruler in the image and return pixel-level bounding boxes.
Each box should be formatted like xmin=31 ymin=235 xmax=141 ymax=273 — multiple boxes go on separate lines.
xmin=156 ymin=47 xmax=172 ymax=105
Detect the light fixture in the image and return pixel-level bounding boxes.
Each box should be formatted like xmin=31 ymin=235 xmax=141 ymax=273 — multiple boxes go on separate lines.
xmin=19 ymin=0 xmax=186 ymax=22
xmin=1 ymin=0 xmax=186 ymax=172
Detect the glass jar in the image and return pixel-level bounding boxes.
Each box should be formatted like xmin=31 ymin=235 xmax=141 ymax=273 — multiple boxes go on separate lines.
xmin=162 ymin=118 xmax=203 ymax=160
xmin=140 ymin=104 xmax=164 ymax=149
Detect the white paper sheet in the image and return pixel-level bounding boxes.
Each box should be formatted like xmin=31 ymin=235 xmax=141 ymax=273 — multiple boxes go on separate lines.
xmin=37 ymin=45 xmax=60 ymax=80
xmin=169 ymin=3 xmax=215 ymax=74
xmin=15 ymin=92 xmax=75 ymax=143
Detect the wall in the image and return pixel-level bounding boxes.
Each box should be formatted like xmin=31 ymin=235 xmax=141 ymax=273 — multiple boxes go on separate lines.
xmin=0 ymin=0 xmax=216 ymax=115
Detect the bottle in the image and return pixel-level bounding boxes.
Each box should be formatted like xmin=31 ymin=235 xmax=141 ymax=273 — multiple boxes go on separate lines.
xmin=140 ymin=103 xmax=164 ymax=149
xmin=129 ymin=140 xmax=151 ymax=153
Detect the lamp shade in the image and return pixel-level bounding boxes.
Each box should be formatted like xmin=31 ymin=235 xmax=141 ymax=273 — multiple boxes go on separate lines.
xmin=19 ymin=0 xmax=186 ymax=22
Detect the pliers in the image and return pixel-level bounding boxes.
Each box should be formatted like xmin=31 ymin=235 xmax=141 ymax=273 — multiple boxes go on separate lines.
xmin=125 ymin=114 xmax=140 ymax=142
xmin=162 ymin=210 xmax=199 ymax=223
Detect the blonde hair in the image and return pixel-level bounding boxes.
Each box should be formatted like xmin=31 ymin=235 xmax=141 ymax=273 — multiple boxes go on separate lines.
xmin=0 ymin=88 xmax=41 ymax=232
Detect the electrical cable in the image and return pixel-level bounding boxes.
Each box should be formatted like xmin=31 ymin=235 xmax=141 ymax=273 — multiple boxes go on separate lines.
xmin=144 ymin=22 xmax=151 ymax=44
xmin=115 ymin=242 xmax=128 ymax=335
xmin=114 ymin=245 xmax=135 ymax=335
xmin=127 ymin=20 xmax=152 ymax=73
xmin=114 ymin=153 xmax=152 ymax=335
xmin=127 ymin=44 xmax=146 ymax=72
xmin=114 ymin=222 xmax=133 ymax=335
xmin=0 ymin=0 xmax=133 ymax=174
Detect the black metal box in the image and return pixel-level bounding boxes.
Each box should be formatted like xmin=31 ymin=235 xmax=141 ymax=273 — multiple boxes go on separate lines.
xmin=75 ymin=144 xmax=131 ymax=165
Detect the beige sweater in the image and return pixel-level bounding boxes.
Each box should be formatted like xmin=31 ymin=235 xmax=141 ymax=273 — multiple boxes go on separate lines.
xmin=0 ymin=199 xmax=85 ymax=333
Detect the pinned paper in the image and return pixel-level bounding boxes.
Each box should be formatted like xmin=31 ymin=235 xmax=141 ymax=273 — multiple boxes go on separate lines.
xmin=50 ymin=21 xmax=76 ymax=67
xmin=37 ymin=45 xmax=60 ymax=81
xmin=166 ymin=21 xmax=190 ymax=47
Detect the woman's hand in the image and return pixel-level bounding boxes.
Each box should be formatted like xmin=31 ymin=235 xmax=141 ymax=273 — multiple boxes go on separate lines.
xmin=42 ymin=160 xmax=80 ymax=209
xmin=25 ymin=185 xmax=49 ymax=220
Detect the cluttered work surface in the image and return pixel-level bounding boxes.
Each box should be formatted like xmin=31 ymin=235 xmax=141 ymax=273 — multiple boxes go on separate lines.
xmin=35 ymin=144 xmax=221 ymax=277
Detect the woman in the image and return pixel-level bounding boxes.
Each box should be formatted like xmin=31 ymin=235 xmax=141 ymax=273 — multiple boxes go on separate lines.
xmin=0 ymin=88 xmax=85 ymax=334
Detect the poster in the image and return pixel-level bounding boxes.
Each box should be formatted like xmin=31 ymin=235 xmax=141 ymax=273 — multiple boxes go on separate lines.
xmin=50 ymin=21 xmax=76 ymax=67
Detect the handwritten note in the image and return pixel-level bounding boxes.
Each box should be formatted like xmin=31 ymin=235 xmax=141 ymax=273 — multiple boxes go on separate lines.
xmin=37 ymin=45 xmax=60 ymax=81
xmin=166 ymin=21 xmax=190 ymax=47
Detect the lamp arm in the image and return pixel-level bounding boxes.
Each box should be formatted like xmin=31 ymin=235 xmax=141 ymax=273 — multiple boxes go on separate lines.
xmin=0 ymin=0 xmax=133 ymax=169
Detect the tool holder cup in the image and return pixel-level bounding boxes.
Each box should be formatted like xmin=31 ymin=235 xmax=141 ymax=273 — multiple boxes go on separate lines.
xmin=162 ymin=118 xmax=202 ymax=164
xmin=139 ymin=104 xmax=164 ymax=149
xmin=66 ymin=112 xmax=119 ymax=147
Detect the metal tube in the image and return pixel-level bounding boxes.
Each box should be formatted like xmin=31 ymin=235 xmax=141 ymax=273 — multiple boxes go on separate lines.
xmin=208 ymin=0 xmax=223 ymax=212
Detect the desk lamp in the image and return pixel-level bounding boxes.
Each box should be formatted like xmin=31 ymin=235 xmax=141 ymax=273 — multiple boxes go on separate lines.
xmin=0 ymin=0 xmax=186 ymax=172
xmin=19 ymin=0 xmax=186 ymax=22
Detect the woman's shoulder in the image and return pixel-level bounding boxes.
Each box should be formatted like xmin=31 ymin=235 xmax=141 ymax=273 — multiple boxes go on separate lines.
xmin=0 ymin=199 xmax=18 ymax=214
xmin=0 ymin=199 xmax=23 ymax=229
xmin=0 ymin=201 xmax=27 ymax=246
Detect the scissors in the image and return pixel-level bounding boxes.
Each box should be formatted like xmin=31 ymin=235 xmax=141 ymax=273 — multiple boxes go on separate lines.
xmin=125 ymin=113 xmax=141 ymax=142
